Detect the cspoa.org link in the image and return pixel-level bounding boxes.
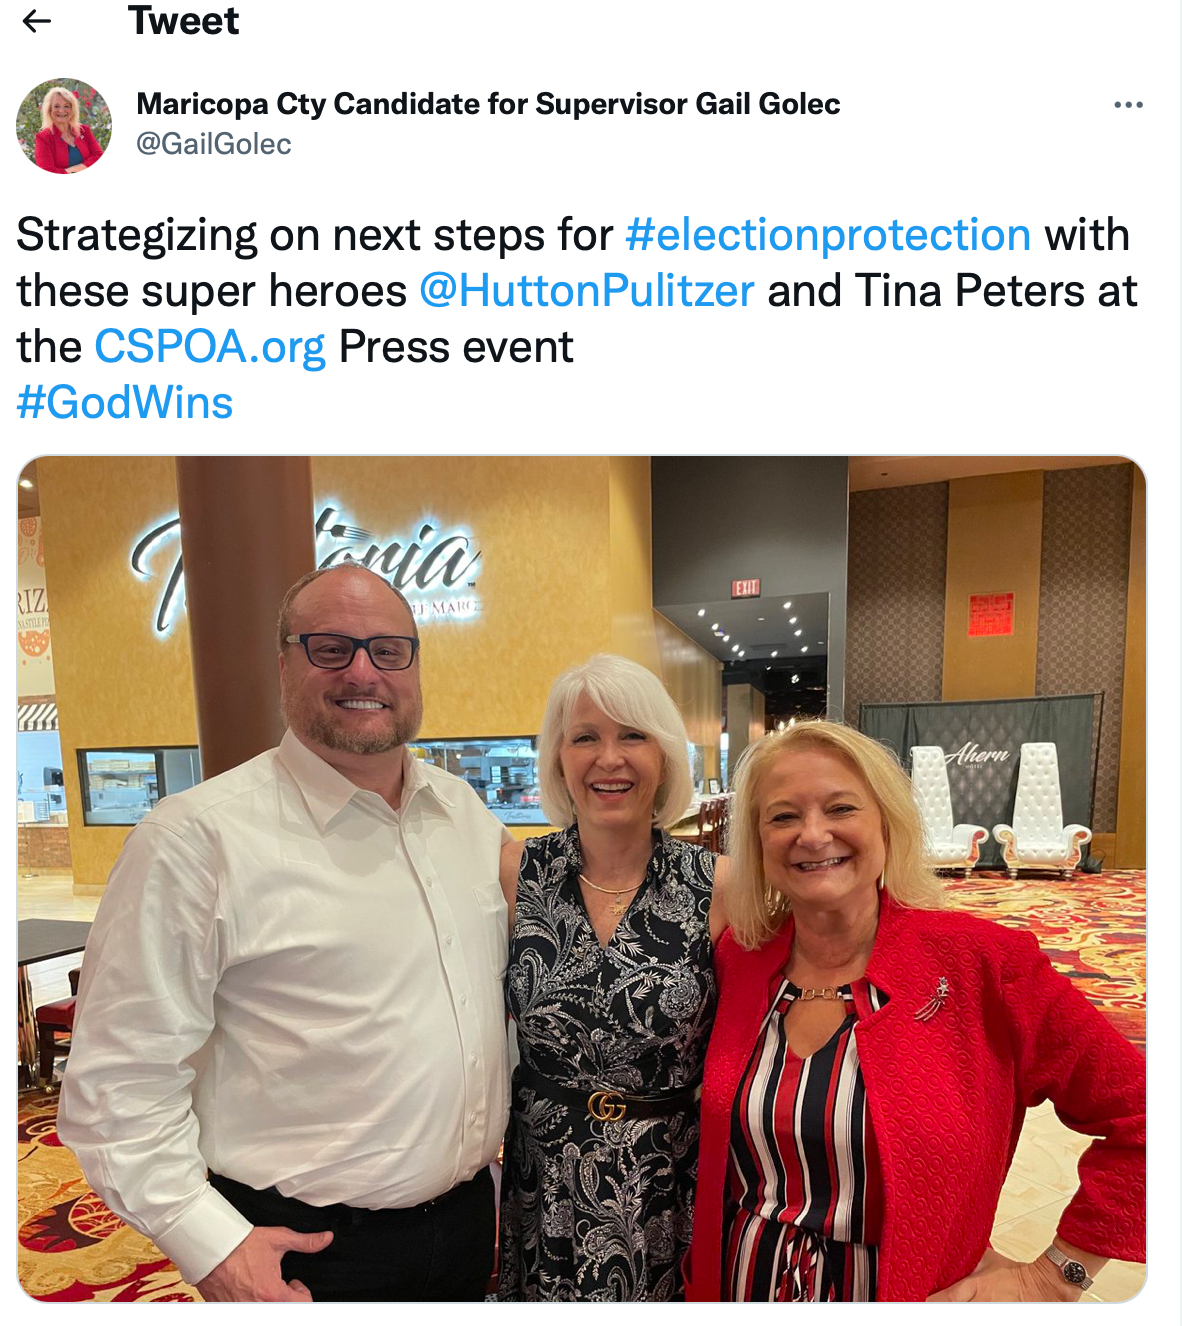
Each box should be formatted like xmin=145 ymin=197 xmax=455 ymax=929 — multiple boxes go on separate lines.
xmin=16 ymin=328 xmax=326 ymax=422
xmin=137 ymin=129 xmax=291 ymax=156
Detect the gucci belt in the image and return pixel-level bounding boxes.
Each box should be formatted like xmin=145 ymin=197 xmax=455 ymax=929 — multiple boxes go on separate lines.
xmin=514 ymin=1064 xmax=702 ymax=1122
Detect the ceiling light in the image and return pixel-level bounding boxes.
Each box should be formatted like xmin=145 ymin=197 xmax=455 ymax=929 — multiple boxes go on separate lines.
xmin=723 ymin=634 xmax=730 ymax=642
xmin=789 ymin=616 xmax=797 ymax=624
xmin=791 ymin=674 xmax=800 ymax=683
xmin=794 ymin=629 xmax=802 ymax=636
xmin=697 ymin=608 xmax=705 ymax=617
xmin=783 ymin=601 xmax=792 ymax=609
xmin=757 ymin=616 xmax=764 ymax=622
xmin=739 ymin=651 xmax=745 ymax=658
xmin=711 ymin=623 xmax=719 ymax=630
xmin=19 ymin=478 xmax=34 ymax=489
xmin=731 ymin=644 xmax=739 ymax=653
xmin=771 ymin=651 xmax=778 ymax=658
xmin=801 ymin=646 xmax=809 ymax=652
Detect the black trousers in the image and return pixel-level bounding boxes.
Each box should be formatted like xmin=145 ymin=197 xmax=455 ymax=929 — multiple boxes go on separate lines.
xmin=208 ymin=1168 xmax=495 ymax=1302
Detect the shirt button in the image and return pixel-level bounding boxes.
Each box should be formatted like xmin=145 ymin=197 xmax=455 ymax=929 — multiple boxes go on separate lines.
xmin=445 ymin=934 xmax=454 ymax=946
xmin=469 ymin=1113 xmax=477 ymax=1125
xmin=460 ymin=994 xmax=468 ymax=1006
xmin=469 ymin=1054 xmax=478 ymax=1067
xmin=425 ymin=878 xmax=434 ymax=888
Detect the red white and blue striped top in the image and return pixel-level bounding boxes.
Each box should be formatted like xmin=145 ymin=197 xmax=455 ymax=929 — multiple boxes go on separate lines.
xmin=723 ymin=977 xmax=888 ymax=1301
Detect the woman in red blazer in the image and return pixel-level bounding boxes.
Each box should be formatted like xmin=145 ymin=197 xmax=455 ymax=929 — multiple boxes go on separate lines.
xmin=34 ymin=87 xmax=103 ymax=175
xmin=685 ymin=721 xmax=1145 ymax=1303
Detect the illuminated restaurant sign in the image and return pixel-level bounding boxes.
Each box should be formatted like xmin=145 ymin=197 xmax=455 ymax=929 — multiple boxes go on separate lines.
xmin=131 ymin=503 xmax=483 ymax=635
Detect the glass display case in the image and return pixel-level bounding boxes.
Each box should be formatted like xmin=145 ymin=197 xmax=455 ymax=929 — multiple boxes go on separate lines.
xmin=77 ymin=746 xmax=202 ymax=826
xmin=411 ymin=736 xmax=546 ymax=826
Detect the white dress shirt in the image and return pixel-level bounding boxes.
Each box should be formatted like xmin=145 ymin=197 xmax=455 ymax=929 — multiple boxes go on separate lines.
xmin=58 ymin=730 xmax=510 ymax=1287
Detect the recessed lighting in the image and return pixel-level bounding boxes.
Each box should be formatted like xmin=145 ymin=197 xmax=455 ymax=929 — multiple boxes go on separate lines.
xmin=794 ymin=629 xmax=802 ymax=637
xmin=697 ymin=608 xmax=705 ymax=617
xmin=711 ymin=623 xmax=719 ymax=630
xmin=791 ymin=674 xmax=800 ymax=683
xmin=771 ymin=651 xmax=778 ymax=658
xmin=757 ymin=616 xmax=764 ymax=622
xmin=801 ymin=646 xmax=809 ymax=652
xmin=782 ymin=601 xmax=792 ymax=609
xmin=739 ymin=650 xmax=745 ymax=658
xmin=789 ymin=616 xmax=797 ymax=624
xmin=723 ymin=635 xmax=730 ymax=642
xmin=731 ymin=644 xmax=739 ymax=653
xmin=19 ymin=478 xmax=34 ymax=489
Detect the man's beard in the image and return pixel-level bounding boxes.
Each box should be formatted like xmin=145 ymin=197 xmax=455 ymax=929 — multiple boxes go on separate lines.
xmin=281 ymin=687 xmax=423 ymax=755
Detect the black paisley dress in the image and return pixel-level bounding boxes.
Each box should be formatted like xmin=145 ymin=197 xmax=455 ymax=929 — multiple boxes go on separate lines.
xmin=497 ymin=825 xmax=717 ymax=1301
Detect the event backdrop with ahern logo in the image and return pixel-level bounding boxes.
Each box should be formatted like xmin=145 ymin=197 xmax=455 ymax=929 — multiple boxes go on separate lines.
xmin=859 ymin=695 xmax=1099 ymax=869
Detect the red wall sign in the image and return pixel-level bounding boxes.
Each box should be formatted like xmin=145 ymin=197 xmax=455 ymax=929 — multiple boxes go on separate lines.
xmin=731 ymin=578 xmax=761 ymax=599
xmin=968 ymin=592 xmax=1014 ymax=637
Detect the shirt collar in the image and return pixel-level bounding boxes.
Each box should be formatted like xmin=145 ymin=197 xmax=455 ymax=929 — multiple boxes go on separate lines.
xmin=276 ymin=729 xmax=452 ymax=831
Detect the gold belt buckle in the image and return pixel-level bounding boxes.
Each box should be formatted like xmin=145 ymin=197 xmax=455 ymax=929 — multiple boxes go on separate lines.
xmin=587 ymin=1089 xmax=626 ymax=1122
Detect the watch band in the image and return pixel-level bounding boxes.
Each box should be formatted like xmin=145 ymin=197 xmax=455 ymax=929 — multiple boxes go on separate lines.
xmin=1042 ymin=1245 xmax=1094 ymax=1291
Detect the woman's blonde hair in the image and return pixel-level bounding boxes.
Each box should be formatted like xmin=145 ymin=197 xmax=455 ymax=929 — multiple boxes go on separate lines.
xmin=726 ymin=720 xmax=944 ymax=949
xmin=536 ymin=654 xmax=694 ymax=830
xmin=41 ymin=87 xmax=81 ymax=134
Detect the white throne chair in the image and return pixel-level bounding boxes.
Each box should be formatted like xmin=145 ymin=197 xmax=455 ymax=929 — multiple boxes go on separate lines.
xmin=992 ymin=742 xmax=1092 ymax=878
xmin=909 ymin=746 xmax=988 ymax=873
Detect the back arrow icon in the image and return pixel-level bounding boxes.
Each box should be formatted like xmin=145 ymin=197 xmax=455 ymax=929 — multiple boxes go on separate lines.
xmin=24 ymin=9 xmax=51 ymax=32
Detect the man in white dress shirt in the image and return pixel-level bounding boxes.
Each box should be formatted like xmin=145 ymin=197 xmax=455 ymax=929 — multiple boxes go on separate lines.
xmin=58 ymin=565 xmax=510 ymax=1301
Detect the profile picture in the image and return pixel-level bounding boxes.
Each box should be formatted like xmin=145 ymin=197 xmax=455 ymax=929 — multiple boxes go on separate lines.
xmin=17 ymin=78 xmax=111 ymax=174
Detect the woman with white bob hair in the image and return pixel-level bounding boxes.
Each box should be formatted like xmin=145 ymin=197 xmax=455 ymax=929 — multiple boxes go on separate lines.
xmin=496 ymin=653 xmax=729 ymax=1301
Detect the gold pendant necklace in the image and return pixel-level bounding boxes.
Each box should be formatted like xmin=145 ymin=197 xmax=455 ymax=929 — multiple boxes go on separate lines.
xmin=578 ymin=872 xmax=641 ymax=917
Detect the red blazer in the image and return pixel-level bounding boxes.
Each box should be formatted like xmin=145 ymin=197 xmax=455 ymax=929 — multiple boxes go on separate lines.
xmin=686 ymin=895 xmax=1146 ymax=1301
xmin=34 ymin=123 xmax=103 ymax=174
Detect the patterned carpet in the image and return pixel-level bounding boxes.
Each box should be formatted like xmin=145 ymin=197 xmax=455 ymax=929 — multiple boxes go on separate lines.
xmin=16 ymin=869 xmax=1145 ymax=1301
xmin=16 ymin=1096 xmax=199 ymax=1301
xmin=941 ymin=869 xmax=1146 ymax=1051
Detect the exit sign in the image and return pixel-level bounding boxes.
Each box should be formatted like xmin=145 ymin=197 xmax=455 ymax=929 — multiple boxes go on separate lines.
xmin=731 ymin=579 xmax=761 ymax=599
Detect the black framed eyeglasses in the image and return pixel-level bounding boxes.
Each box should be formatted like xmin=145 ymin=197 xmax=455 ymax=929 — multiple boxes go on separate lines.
xmin=285 ymin=633 xmax=420 ymax=671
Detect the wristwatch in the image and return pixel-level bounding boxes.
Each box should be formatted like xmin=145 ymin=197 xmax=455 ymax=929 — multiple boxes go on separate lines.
xmin=1042 ymin=1245 xmax=1094 ymax=1291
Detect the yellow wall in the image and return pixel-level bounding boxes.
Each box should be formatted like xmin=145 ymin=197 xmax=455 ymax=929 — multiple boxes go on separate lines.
xmin=942 ymin=471 xmax=1043 ymax=700
xmin=608 ymin=457 xmax=661 ymax=672
xmin=312 ymin=457 xmax=612 ymax=737
xmin=37 ymin=455 xmax=723 ymax=883
xmin=38 ymin=457 xmax=196 ymax=889
xmin=654 ymin=611 xmax=722 ymax=780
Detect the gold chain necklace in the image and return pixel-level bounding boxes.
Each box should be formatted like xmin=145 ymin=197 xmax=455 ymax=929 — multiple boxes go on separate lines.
xmin=793 ymin=985 xmax=852 ymax=1002
xmin=578 ymin=872 xmax=642 ymax=917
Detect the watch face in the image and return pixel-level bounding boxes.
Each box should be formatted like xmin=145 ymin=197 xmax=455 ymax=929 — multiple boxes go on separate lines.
xmin=1063 ymin=1261 xmax=1088 ymax=1285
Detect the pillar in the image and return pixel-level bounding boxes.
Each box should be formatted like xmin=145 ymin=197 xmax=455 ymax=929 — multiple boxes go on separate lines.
xmin=175 ymin=457 xmax=316 ymax=778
